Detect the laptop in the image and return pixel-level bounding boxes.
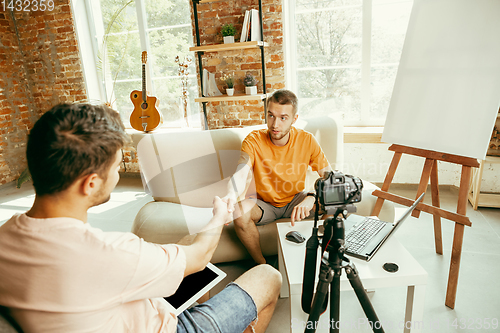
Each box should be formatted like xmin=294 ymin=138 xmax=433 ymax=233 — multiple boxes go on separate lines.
xmin=163 ymin=262 xmax=226 ymax=316
xmin=343 ymin=193 xmax=425 ymax=261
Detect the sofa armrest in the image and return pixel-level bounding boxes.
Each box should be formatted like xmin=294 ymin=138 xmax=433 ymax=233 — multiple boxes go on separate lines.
xmin=132 ymin=201 xmax=191 ymax=244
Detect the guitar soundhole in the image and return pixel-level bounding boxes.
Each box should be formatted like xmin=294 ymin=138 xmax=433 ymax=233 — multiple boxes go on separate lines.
xmin=141 ymin=103 xmax=148 ymax=109
xmin=133 ymin=93 xmax=138 ymax=98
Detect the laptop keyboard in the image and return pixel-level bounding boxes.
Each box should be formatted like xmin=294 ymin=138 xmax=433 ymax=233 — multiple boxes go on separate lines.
xmin=345 ymin=218 xmax=387 ymax=254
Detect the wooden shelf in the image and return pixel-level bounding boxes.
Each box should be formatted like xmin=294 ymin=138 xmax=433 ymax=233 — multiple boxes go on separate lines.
xmin=190 ymin=41 xmax=268 ymax=53
xmin=195 ymin=93 xmax=269 ymax=103
xmin=192 ymin=0 xmax=268 ymax=128
xmin=468 ymin=155 xmax=500 ymax=210
xmin=468 ymin=192 xmax=500 ymax=209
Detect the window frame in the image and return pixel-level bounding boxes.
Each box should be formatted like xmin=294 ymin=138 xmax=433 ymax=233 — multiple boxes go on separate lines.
xmin=72 ymin=0 xmax=200 ymax=129
xmin=284 ymin=0 xmax=412 ymax=127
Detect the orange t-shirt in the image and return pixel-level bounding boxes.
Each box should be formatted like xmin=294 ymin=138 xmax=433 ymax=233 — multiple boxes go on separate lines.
xmin=239 ymin=127 xmax=330 ymax=207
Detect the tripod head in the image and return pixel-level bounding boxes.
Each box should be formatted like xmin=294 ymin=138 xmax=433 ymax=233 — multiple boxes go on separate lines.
xmin=320 ymin=205 xmax=353 ymax=261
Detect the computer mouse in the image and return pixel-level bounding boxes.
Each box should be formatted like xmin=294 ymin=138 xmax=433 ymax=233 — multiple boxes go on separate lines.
xmin=285 ymin=231 xmax=306 ymax=244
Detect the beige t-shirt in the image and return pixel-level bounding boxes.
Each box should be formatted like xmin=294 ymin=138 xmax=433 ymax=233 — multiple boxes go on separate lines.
xmin=0 ymin=213 xmax=186 ymax=333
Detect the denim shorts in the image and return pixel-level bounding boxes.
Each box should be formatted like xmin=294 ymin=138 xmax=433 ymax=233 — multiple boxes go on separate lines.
xmin=176 ymin=282 xmax=258 ymax=333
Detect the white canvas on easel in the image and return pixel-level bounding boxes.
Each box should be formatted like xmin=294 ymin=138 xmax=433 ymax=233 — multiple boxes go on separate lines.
xmin=375 ymin=0 xmax=500 ymax=309
xmin=382 ymin=0 xmax=500 ymax=160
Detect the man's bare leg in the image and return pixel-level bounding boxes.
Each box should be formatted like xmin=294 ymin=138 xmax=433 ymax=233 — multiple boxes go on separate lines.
xmin=233 ymin=199 xmax=266 ymax=264
xmin=233 ymin=264 xmax=282 ymax=333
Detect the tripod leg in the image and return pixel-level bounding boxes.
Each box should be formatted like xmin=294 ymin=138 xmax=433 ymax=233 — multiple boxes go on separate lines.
xmin=345 ymin=264 xmax=385 ymax=333
xmin=330 ymin=273 xmax=340 ymax=333
xmin=305 ymin=264 xmax=334 ymax=333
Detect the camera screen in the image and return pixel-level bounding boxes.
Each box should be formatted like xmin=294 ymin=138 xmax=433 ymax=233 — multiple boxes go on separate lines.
xmin=324 ymin=186 xmax=345 ymax=204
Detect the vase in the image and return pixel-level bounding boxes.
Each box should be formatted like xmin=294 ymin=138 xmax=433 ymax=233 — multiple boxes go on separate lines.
xmin=226 ymin=88 xmax=234 ymax=96
xmin=245 ymin=86 xmax=257 ymax=95
xmin=223 ymin=36 xmax=234 ymax=44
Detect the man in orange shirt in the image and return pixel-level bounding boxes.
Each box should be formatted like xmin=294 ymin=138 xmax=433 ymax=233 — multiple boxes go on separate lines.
xmin=224 ymin=90 xmax=332 ymax=264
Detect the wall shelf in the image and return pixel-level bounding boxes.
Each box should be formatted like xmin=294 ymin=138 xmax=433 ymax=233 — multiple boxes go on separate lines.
xmin=195 ymin=93 xmax=269 ymax=103
xmin=192 ymin=0 xmax=267 ymax=129
xmin=190 ymin=41 xmax=268 ymax=53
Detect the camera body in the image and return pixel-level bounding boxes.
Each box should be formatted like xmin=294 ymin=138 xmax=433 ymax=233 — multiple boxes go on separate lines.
xmin=315 ymin=171 xmax=363 ymax=208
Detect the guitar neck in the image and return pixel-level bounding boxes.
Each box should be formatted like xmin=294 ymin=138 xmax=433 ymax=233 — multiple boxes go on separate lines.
xmin=142 ymin=64 xmax=147 ymax=103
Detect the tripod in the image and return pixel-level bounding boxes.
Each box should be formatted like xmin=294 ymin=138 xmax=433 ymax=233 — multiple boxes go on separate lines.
xmin=301 ymin=205 xmax=385 ymax=333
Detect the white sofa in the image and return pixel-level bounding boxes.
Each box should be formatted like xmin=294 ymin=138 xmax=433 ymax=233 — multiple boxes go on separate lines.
xmin=130 ymin=114 xmax=395 ymax=263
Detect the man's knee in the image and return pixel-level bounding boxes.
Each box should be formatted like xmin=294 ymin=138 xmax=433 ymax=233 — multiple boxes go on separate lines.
xmin=259 ymin=264 xmax=282 ymax=289
xmin=234 ymin=199 xmax=262 ymax=225
xmin=247 ymin=264 xmax=282 ymax=291
xmin=234 ymin=265 xmax=282 ymax=310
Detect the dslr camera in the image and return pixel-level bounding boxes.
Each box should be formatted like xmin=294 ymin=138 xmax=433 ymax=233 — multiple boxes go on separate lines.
xmin=315 ymin=171 xmax=363 ymax=213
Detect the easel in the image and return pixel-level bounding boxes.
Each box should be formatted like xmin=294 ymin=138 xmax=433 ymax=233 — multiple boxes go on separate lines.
xmin=371 ymin=144 xmax=479 ymax=309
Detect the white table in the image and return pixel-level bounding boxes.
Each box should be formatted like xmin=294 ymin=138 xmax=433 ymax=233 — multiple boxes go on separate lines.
xmin=277 ymin=221 xmax=427 ymax=333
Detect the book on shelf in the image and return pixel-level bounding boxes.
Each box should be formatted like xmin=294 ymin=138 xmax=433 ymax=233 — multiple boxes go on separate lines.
xmin=250 ymin=9 xmax=261 ymax=42
xmin=240 ymin=10 xmax=250 ymax=42
xmin=240 ymin=9 xmax=261 ymax=42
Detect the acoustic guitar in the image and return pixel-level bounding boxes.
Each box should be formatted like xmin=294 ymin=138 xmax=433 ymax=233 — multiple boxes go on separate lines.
xmin=130 ymin=51 xmax=162 ymax=132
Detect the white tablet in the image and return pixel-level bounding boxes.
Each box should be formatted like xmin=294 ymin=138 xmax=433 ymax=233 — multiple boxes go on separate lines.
xmin=164 ymin=262 xmax=227 ymax=316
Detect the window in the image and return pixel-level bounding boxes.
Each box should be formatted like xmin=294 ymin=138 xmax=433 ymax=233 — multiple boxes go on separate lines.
xmin=285 ymin=0 xmax=413 ymax=126
xmin=75 ymin=0 xmax=200 ymax=128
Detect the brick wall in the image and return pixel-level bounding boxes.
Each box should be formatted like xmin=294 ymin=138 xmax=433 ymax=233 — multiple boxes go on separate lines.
xmin=0 ymin=0 xmax=285 ymax=186
xmin=0 ymin=2 xmax=87 ymax=186
xmin=190 ymin=0 xmax=284 ymax=129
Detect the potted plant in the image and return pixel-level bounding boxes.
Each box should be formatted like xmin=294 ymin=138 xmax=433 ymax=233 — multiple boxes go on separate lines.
xmin=244 ymin=72 xmax=258 ymax=95
xmin=221 ymin=73 xmax=235 ymax=96
xmin=221 ymin=23 xmax=237 ymax=44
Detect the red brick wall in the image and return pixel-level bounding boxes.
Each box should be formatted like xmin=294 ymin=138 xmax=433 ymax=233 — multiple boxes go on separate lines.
xmin=0 ymin=1 xmax=285 ymax=185
xmin=0 ymin=3 xmax=87 ymax=186
xmin=190 ymin=0 xmax=284 ymax=129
